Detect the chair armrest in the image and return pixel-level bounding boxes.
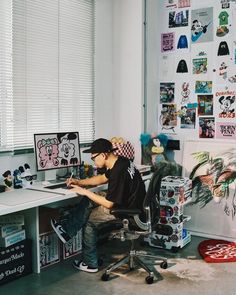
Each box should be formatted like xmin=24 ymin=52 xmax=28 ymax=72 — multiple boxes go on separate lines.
xmin=110 ymin=208 xmax=142 ymax=216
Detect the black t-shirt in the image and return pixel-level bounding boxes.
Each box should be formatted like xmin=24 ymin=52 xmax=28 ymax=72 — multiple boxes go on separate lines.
xmin=105 ymin=157 xmax=146 ymax=211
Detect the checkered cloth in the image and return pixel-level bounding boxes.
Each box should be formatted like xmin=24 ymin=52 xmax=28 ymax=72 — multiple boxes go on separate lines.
xmin=112 ymin=141 xmax=135 ymax=160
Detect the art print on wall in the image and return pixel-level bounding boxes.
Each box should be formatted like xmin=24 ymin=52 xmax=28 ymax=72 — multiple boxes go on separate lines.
xmin=198 ymin=95 xmax=213 ymax=116
xmin=195 ymin=81 xmax=212 ymax=93
xmin=183 ymin=140 xmax=236 ymax=240
xmin=169 ymin=10 xmax=189 ymax=28
xmin=160 ymin=82 xmax=175 ymax=103
xmin=161 ymin=32 xmax=175 ymax=53
xmin=199 ymin=117 xmax=215 ymax=138
xmin=216 ymin=122 xmax=236 ymax=139
xmin=191 ymin=7 xmax=213 ymax=43
xmin=180 ymin=106 xmax=196 ymax=129
xmin=160 ymin=103 xmax=177 ymax=132
xmin=193 ymin=58 xmax=207 ymax=74
xmin=215 ymin=90 xmax=236 ymax=119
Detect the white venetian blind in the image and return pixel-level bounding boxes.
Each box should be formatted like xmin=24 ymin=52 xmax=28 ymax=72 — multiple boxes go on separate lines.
xmin=0 ymin=0 xmax=14 ymax=151
xmin=0 ymin=0 xmax=95 ymax=152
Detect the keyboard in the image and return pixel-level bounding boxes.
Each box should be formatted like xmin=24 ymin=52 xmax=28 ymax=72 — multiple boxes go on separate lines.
xmin=44 ymin=182 xmax=68 ymax=189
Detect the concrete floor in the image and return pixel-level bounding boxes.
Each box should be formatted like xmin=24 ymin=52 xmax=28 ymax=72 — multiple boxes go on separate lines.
xmin=1 ymin=235 xmax=236 ymax=295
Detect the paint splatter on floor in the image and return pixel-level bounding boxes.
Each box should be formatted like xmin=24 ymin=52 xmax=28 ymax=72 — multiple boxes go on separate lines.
xmin=159 ymin=258 xmax=216 ymax=281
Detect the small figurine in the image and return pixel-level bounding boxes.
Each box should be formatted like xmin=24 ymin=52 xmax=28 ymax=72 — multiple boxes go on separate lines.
xmin=19 ymin=163 xmax=37 ymax=188
xmin=13 ymin=169 xmax=23 ymax=189
xmin=2 ymin=170 xmax=13 ymax=188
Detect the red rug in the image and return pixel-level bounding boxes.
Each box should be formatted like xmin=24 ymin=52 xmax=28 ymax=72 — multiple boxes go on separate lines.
xmin=198 ymin=239 xmax=236 ymax=263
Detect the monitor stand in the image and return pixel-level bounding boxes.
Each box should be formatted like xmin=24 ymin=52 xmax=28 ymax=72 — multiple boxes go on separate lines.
xmin=44 ymin=170 xmax=59 ymax=183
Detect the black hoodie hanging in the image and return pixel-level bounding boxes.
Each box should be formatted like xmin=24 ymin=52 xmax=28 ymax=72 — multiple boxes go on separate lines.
xmin=217 ymin=41 xmax=230 ymax=56
xmin=176 ymin=59 xmax=188 ymax=73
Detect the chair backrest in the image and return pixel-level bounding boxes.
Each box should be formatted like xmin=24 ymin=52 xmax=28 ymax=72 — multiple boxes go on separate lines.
xmin=143 ymin=160 xmax=182 ymax=229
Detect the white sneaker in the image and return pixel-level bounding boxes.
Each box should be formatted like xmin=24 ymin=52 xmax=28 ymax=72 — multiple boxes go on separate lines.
xmin=50 ymin=219 xmax=71 ymax=243
xmin=73 ymin=260 xmax=98 ymax=273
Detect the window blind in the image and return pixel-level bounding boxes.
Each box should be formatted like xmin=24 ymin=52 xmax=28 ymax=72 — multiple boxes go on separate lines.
xmin=0 ymin=0 xmax=95 ymax=152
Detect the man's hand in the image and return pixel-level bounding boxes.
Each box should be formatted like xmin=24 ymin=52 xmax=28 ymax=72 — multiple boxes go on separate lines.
xmin=69 ymin=184 xmax=88 ymax=196
xmin=66 ymin=177 xmax=80 ymax=187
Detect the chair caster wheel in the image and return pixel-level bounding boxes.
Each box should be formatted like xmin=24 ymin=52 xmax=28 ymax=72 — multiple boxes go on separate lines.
xmin=160 ymin=261 xmax=168 ymax=269
xmin=101 ymin=273 xmax=110 ymax=281
xmin=145 ymin=275 xmax=154 ymax=284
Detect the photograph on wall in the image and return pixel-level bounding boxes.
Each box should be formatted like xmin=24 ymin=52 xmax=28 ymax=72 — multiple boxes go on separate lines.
xmin=192 ymin=58 xmax=207 ymax=74
xmin=191 ymin=7 xmax=213 ymax=43
xmin=215 ymin=90 xmax=236 ymax=119
xmin=198 ymin=95 xmax=213 ymax=115
xmin=161 ymin=32 xmax=175 ymax=53
xmin=183 ymin=140 xmax=236 ymax=240
xmin=195 ymin=81 xmax=212 ymax=93
xmin=180 ymin=106 xmax=196 ymax=129
xmin=199 ymin=117 xmax=215 ymax=138
xmin=216 ymin=122 xmax=236 ymax=139
xmin=160 ymin=103 xmax=177 ymax=131
xmin=168 ymin=10 xmax=189 ymax=28
xmin=160 ymin=82 xmax=175 ymax=103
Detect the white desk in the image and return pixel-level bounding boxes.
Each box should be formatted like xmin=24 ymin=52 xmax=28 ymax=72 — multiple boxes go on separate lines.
xmin=0 ymin=183 xmax=107 ymax=273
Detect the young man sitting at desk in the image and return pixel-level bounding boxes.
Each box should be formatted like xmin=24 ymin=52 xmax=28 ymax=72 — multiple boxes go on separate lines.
xmin=51 ymin=138 xmax=146 ymax=273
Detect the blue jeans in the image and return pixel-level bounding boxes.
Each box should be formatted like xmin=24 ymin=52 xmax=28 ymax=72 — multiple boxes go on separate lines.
xmin=61 ymin=197 xmax=99 ymax=268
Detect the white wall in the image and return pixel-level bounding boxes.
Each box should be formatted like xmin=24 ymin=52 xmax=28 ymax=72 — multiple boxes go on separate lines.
xmin=112 ymin=0 xmax=144 ymax=162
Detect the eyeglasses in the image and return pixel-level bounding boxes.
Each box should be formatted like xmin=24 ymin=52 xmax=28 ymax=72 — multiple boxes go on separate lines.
xmin=91 ymin=153 xmax=101 ymax=161
xmin=21 ymin=174 xmax=37 ymax=181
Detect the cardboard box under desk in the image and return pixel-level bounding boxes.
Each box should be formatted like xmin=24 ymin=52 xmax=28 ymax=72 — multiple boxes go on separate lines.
xmin=62 ymin=230 xmax=82 ymax=260
xmin=0 ymin=239 xmax=32 ymax=285
xmin=39 ymin=231 xmax=60 ymax=269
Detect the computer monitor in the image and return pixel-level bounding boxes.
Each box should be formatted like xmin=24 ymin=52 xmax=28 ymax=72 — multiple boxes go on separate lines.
xmin=34 ymin=132 xmax=81 ymax=180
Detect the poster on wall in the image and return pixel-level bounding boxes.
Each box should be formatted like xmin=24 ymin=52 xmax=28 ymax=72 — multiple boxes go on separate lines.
xmin=160 ymin=103 xmax=177 ymax=132
xmin=195 ymin=81 xmax=212 ymax=93
xmin=197 ymin=94 xmax=213 ymax=115
xmin=169 ymin=10 xmax=189 ymax=28
xmin=180 ymin=106 xmax=196 ymax=129
xmin=183 ymin=140 xmax=236 ymax=240
xmin=199 ymin=117 xmax=215 ymax=138
xmin=191 ymin=7 xmax=213 ymax=43
xmin=192 ymin=58 xmax=207 ymax=74
xmin=216 ymin=122 xmax=236 ymax=139
xmin=160 ymin=83 xmax=175 ymax=103
xmin=215 ymin=90 xmax=236 ymax=119
xmin=161 ymin=32 xmax=175 ymax=53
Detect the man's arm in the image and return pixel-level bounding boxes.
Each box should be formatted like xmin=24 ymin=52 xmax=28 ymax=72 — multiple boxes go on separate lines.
xmin=70 ymin=185 xmax=114 ymax=209
xmin=67 ymin=174 xmax=108 ymax=187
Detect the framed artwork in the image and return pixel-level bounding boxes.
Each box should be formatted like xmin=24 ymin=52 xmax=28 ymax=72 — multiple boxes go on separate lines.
xmin=183 ymin=140 xmax=236 ymax=240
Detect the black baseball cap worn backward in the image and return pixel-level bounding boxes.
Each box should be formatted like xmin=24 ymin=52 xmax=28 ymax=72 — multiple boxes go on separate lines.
xmin=83 ymin=138 xmax=118 ymax=154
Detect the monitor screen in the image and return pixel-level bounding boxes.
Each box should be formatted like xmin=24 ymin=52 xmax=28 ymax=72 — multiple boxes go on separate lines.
xmin=34 ymin=132 xmax=81 ymax=172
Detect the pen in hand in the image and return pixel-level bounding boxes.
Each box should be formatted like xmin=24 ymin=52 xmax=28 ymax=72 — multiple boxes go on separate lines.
xmin=67 ymin=172 xmax=73 ymax=188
